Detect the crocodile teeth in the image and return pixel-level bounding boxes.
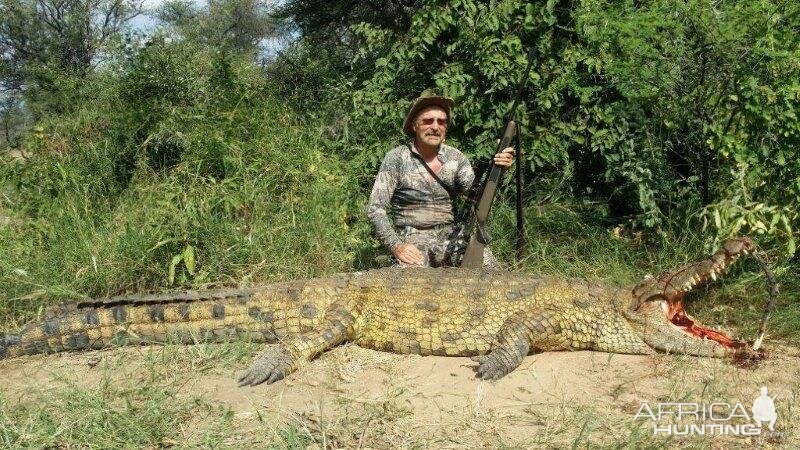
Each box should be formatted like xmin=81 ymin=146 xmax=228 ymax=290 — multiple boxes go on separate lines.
xmin=710 ymin=272 xmax=717 ymax=281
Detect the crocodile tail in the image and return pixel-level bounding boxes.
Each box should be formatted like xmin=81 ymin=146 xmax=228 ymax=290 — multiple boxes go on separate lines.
xmin=5 ymin=289 xmax=277 ymax=358
xmin=1 ymin=333 xmax=21 ymax=359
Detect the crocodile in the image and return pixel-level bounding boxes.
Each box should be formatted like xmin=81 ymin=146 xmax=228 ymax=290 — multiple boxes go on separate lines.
xmin=1 ymin=238 xmax=757 ymax=385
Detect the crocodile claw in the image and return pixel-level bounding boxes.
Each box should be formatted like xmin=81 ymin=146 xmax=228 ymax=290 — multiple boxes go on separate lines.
xmin=237 ymin=347 xmax=295 ymax=387
xmin=470 ymin=355 xmax=487 ymax=364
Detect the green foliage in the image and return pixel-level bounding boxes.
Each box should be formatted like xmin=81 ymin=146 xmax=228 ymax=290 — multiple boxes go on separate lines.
xmin=0 ymin=39 xmax=366 ymax=322
xmin=277 ymin=0 xmax=423 ymax=41
xmin=0 ymin=0 xmax=797 ymax=338
xmin=157 ymin=0 xmax=277 ymax=54
xmin=335 ymin=0 xmax=799 ymax=256
xmin=0 ymin=0 xmax=141 ymax=115
xmin=0 ymin=377 xmax=202 ymax=448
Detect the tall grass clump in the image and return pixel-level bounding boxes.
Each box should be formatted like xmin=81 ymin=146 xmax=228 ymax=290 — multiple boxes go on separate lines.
xmin=0 ymin=36 xmax=369 ymax=326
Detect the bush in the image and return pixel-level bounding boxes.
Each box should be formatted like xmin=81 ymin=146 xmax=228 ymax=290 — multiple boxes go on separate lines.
xmin=320 ymin=0 xmax=799 ymax=257
xmin=0 ymin=39 xmax=367 ymax=322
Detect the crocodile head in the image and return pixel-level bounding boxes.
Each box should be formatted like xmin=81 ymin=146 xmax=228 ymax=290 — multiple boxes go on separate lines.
xmin=623 ymin=238 xmax=754 ymax=356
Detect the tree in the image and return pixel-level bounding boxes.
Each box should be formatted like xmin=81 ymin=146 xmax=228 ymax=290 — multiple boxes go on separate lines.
xmin=0 ymin=0 xmax=142 ymax=113
xmin=158 ymin=0 xmax=278 ymax=54
xmin=329 ymin=0 xmax=798 ymax=254
xmin=278 ymin=0 xmax=422 ymax=40
xmin=0 ymin=92 xmax=26 ymax=145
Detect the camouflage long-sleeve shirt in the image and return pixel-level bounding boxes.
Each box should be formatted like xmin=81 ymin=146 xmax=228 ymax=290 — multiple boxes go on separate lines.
xmin=366 ymin=143 xmax=475 ymax=251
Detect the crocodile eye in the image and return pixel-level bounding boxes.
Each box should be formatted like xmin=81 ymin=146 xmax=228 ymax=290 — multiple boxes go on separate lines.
xmin=634 ymin=294 xmax=667 ymax=311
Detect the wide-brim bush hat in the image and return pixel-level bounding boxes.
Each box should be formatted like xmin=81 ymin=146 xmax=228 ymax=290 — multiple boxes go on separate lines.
xmin=403 ymin=91 xmax=454 ymax=135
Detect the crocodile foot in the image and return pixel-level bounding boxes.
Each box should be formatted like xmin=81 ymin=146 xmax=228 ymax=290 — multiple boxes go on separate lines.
xmin=471 ymin=352 xmax=517 ymax=381
xmin=237 ymin=346 xmax=295 ymax=386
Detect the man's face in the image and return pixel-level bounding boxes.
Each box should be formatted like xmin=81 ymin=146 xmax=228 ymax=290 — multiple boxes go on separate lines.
xmin=413 ymin=106 xmax=448 ymax=148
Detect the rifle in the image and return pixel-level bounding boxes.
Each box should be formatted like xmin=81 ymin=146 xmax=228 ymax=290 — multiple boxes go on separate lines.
xmin=460 ymin=47 xmax=536 ymax=268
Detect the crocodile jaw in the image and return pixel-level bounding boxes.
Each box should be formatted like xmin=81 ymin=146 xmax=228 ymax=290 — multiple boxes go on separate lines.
xmin=626 ymin=238 xmax=754 ymax=355
xmin=663 ymin=298 xmax=747 ymax=350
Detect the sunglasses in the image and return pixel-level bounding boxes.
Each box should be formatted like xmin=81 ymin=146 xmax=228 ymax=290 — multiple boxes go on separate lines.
xmin=418 ymin=117 xmax=448 ymax=127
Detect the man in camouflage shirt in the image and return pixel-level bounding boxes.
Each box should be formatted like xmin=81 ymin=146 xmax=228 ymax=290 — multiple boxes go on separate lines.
xmin=366 ymin=93 xmax=515 ymax=267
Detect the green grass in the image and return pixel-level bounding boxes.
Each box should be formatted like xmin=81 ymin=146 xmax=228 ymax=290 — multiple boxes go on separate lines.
xmin=0 ymin=366 xmax=232 ymax=448
xmin=0 ymin=342 xmax=316 ymax=449
xmin=0 ymin=85 xmax=366 ymax=328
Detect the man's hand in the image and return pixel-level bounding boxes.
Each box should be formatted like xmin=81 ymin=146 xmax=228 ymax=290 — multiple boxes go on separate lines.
xmin=393 ymin=243 xmax=425 ymax=266
xmin=493 ymin=146 xmax=515 ymax=168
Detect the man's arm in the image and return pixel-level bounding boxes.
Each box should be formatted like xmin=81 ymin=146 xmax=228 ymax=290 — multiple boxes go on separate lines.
xmin=367 ymin=150 xmax=426 ymax=266
xmin=366 ymin=152 xmax=403 ymax=252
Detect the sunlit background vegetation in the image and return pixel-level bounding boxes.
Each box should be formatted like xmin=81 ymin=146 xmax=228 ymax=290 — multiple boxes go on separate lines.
xmin=0 ymin=0 xmax=797 ymax=328
xmin=1 ymin=1 xmax=798 ymax=447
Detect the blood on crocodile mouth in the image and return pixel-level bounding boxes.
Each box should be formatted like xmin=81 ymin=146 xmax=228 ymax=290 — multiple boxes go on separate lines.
xmin=664 ymin=298 xmax=748 ymax=350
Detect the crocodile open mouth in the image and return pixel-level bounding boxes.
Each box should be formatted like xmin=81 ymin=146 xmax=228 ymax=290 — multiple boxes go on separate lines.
xmin=664 ymin=299 xmax=748 ymax=349
xmin=636 ymin=238 xmax=755 ymax=351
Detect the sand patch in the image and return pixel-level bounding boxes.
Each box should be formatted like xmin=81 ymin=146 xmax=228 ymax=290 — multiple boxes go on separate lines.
xmin=1 ymin=343 xmax=797 ymax=447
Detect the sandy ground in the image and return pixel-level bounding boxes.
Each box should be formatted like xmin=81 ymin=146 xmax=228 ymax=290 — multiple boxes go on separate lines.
xmin=2 ymin=343 xmax=798 ymax=448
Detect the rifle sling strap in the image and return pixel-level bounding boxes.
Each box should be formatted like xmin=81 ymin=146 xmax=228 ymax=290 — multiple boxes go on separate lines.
xmin=407 ymin=143 xmax=459 ymax=200
xmin=476 ymin=222 xmax=491 ymax=245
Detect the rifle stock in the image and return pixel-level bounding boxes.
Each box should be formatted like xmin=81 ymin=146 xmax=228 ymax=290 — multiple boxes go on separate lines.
xmin=461 ymin=120 xmax=517 ymax=268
